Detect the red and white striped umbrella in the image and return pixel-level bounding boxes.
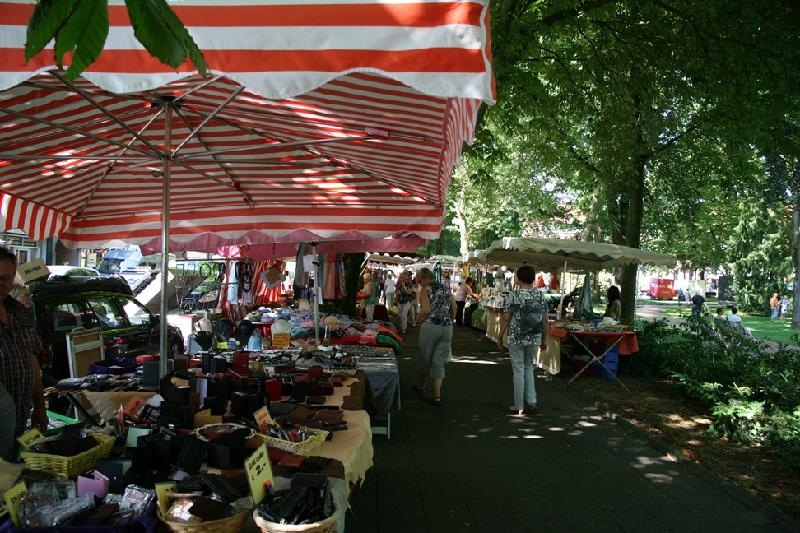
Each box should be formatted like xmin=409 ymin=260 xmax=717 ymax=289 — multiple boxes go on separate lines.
xmin=0 ymin=0 xmax=494 ymax=250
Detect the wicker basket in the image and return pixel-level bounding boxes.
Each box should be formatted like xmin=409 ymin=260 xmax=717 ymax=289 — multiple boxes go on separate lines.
xmin=158 ymin=509 xmax=249 ymax=533
xmin=256 ymin=428 xmax=328 ymax=455
xmin=20 ymin=432 xmax=115 ymax=477
xmin=253 ymin=508 xmax=338 ymax=533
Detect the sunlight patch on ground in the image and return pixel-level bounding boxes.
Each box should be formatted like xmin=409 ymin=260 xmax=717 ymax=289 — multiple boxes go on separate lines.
xmin=547 ymin=427 xmax=566 ymax=432
xmin=662 ymin=413 xmax=700 ymax=430
xmin=450 ymin=355 xmax=500 ymax=365
xmin=644 ymin=473 xmax=674 ymax=483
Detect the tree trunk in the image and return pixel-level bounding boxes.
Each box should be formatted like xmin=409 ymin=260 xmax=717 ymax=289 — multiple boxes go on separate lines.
xmin=792 ymin=209 xmax=800 ymax=329
xmin=620 ymin=68 xmax=647 ymax=325
xmin=453 ymin=185 xmax=470 ymax=257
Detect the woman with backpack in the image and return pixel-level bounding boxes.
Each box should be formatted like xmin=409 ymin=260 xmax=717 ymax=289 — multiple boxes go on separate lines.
xmin=498 ymin=265 xmax=548 ymax=416
xmin=413 ymin=267 xmax=456 ymax=406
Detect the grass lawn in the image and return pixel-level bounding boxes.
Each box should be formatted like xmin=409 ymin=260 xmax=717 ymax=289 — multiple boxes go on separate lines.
xmin=642 ymin=300 xmax=800 ymax=345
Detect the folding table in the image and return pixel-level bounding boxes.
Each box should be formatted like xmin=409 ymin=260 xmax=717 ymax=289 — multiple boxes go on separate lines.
xmin=549 ymin=326 xmax=639 ymax=391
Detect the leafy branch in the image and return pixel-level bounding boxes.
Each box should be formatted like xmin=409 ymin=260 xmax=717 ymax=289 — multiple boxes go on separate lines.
xmin=25 ymin=0 xmax=207 ymax=80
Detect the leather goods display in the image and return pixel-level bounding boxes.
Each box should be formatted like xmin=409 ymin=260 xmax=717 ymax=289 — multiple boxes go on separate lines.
xmin=264 ymin=378 xmax=283 ymax=402
xmin=306 ymin=395 xmax=326 ymax=405
xmin=176 ymin=438 xmax=207 ymax=474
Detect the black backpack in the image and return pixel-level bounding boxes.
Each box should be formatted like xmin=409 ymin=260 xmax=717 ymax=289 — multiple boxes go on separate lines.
xmin=518 ymin=294 xmax=544 ymax=336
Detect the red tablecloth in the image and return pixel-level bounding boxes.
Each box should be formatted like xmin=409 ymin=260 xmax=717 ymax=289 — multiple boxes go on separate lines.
xmin=548 ymin=326 xmax=639 ymax=355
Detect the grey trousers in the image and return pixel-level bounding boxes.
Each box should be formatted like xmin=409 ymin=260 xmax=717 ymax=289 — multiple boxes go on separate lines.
xmin=418 ymin=322 xmax=453 ymax=379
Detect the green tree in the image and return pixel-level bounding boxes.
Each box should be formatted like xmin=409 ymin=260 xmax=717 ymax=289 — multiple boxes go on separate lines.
xmin=25 ymin=0 xmax=206 ymax=79
xmin=482 ymin=0 xmax=800 ymax=323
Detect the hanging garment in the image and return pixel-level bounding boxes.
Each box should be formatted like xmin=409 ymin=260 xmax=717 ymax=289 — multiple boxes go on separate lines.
xmin=337 ymin=257 xmax=346 ymax=298
xmin=324 ymin=255 xmax=337 ymax=299
xmin=261 ymin=264 xmax=286 ymax=303
xmin=227 ymin=260 xmax=238 ymax=304
xmin=295 ymin=243 xmax=306 ymax=287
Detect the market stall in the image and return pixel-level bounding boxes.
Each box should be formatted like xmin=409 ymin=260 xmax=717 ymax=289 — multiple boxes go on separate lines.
xmin=0 ymin=0 xmax=495 ymax=375
xmin=468 ymin=237 xmax=676 ymax=380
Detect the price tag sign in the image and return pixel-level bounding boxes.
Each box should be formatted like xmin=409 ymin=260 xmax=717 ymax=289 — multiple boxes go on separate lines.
xmin=16 ymin=429 xmax=44 ymax=448
xmin=155 ymin=482 xmax=177 ymax=516
xmin=4 ymin=481 xmax=27 ymax=526
xmin=245 ymin=444 xmax=273 ymax=504
xmin=253 ymin=406 xmax=273 ymax=433
xmin=272 ymin=332 xmax=291 ymax=349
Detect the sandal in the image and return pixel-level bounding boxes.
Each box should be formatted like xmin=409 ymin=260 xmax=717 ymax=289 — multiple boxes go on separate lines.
xmin=432 ymin=397 xmax=442 ymax=406
xmin=509 ymin=406 xmax=525 ymax=416
xmin=412 ymin=385 xmax=425 ymax=395
xmin=525 ymin=404 xmax=538 ymax=413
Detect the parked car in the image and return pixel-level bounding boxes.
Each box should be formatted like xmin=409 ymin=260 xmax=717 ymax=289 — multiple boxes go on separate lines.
xmin=47 ymin=265 xmax=101 ymax=281
xmin=29 ymin=277 xmax=184 ymax=381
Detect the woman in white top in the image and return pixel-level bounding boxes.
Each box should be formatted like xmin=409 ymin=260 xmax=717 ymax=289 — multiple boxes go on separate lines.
xmin=454 ymin=277 xmax=477 ymax=326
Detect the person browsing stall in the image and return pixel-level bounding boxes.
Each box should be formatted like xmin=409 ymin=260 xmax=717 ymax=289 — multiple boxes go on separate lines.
xmin=383 ymin=272 xmax=396 ymax=310
xmin=498 ymin=266 xmax=548 ymax=416
xmin=413 ymin=267 xmax=456 ymax=406
xmin=603 ymin=285 xmax=622 ymax=321
xmin=395 ymin=271 xmax=415 ymax=334
xmin=454 ymin=277 xmax=477 ymax=327
xmin=362 ymin=272 xmax=379 ymax=321
xmin=0 ymin=247 xmax=48 ymax=461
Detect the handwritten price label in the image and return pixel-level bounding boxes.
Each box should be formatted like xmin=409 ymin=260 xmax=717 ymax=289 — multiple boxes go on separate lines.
xmin=16 ymin=428 xmax=44 ymax=449
xmin=155 ymin=482 xmax=177 ymax=516
xmin=4 ymin=482 xmax=27 ymax=526
xmin=253 ymin=406 xmax=273 ymax=433
xmin=245 ymin=444 xmax=273 ymax=504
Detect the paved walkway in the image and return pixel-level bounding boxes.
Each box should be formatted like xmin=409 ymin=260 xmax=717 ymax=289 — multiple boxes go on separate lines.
xmin=347 ymin=326 xmax=794 ymax=533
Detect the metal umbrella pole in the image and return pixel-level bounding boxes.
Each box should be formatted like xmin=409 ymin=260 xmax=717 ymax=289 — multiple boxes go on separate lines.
xmin=312 ymin=243 xmax=321 ymax=343
xmin=159 ymin=97 xmax=174 ymax=378
xmin=557 ymin=259 xmax=568 ymax=317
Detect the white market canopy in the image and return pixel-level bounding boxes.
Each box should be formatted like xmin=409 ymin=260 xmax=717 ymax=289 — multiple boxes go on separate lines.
xmin=468 ymin=237 xmax=677 ymax=272
xmin=0 ymin=0 xmax=495 ymax=251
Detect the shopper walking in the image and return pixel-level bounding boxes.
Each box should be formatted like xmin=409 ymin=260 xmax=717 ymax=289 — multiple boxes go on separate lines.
xmin=780 ymin=294 xmax=791 ymax=321
xmin=362 ymin=272 xmax=379 ymax=321
xmin=498 ymin=265 xmax=548 ymax=417
xmin=770 ymin=292 xmax=779 ymax=321
xmin=384 ymin=272 xmax=396 ymax=310
xmin=410 ymin=278 xmax=421 ymax=325
xmin=395 ymin=271 xmax=415 ymax=333
xmin=413 ymin=267 xmax=456 ymax=406
xmin=454 ymin=277 xmax=477 ymax=326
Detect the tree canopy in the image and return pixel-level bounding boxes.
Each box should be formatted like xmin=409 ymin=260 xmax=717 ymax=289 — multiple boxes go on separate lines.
xmin=441 ymin=0 xmax=800 ymax=322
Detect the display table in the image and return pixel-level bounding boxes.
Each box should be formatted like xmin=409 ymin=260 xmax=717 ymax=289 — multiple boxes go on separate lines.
xmin=549 ymin=325 xmax=638 ymax=390
xmin=483 ymin=308 xmax=561 ymax=375
xmin=355 ymin=347 xmax=400 ymax=438
xmin=76 ymin=391 xmax=157 ymax=422
xmin=313 ymin=410 xmax=374 ymax=490
xmin=484 ymin=306 xmax=504 ymax=342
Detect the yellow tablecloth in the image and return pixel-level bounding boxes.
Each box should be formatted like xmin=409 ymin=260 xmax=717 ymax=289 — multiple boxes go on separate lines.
xmin=311 ymin=410 xmax=374 ymax=491
xmin=484 ymin=308 xmax=560 ymax=374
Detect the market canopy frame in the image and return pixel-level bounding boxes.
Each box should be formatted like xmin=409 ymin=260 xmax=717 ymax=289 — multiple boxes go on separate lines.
xmin=468 ymin=237 xmax=677 ymax=272
xmin=0 ymin=0 xmax=494 ymax=369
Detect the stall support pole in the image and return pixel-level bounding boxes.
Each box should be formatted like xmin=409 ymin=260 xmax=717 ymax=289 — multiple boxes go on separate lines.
xmin=159 ymin=98 xmax=173 ymax=378
xmin=557 ymin=259 xmax=568 ymax=316
xmin=312 ymin=243 xmax=320 ymax=343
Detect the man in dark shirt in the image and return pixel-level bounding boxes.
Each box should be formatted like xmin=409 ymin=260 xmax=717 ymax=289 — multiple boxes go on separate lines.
xmin=0 ymin=247 xmax=47 ymax=460
xmin=690 ymin=291 xmax=706 ymax=317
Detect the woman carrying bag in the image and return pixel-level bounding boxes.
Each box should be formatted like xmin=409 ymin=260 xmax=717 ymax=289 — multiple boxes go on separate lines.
xmin=498 ymin=265 xmax=548 ymax=417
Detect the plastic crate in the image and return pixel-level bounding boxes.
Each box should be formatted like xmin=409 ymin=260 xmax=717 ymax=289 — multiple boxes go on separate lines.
xmin=597 ymin=348 xmax=620 ymax=381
